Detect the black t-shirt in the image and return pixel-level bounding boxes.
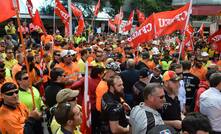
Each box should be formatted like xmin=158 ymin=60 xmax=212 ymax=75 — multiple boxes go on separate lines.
xmin=133 ymin=80 xmax=146 ymax=105
xmin=159 ymin=90 xmax=181 ymax=121
xmin=100 ymin=91 xmax=128 ymax=134
xmin=183 ymin=72 xmax=200 ymax=105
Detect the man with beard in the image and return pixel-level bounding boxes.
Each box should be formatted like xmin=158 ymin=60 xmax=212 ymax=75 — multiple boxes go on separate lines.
xmin=159 ymin=71 xmax=182 ymax=131
xmin=100 ymin=75 xmax=129 ymax=134
xmin=190 ymin=56 xmax=207 ymax=81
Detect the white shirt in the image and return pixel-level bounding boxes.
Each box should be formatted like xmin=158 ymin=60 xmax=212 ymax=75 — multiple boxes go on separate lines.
xmin=129 ymin=103 xmax=164 ymax=134
xmin=200 ymin=87 xmax=221 ymax=132
xmin=178 ymin=80 xmax=186 ymax=111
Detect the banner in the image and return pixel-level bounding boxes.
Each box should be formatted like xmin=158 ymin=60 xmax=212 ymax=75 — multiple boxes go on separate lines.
xmin=127 ymin=15 xmax=154 ymax=48
xmin=0 ymin=0 xmax=17 ymax=23
xmin=108 ymin=19 xmax=116 ymax=32
xmin=154 ymin=2 xmax=190 ymax=37
xmin=136 ymin=9 xmax=145 ymax=25
xmin=94 ymin=0 xmax=100 ymax=17
xmin=123 ymin=10 xmax=134 ymax=32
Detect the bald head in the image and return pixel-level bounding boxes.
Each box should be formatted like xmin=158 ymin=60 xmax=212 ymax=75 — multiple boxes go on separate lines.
xmin=127 ymin=59 xmax=135 ymax=69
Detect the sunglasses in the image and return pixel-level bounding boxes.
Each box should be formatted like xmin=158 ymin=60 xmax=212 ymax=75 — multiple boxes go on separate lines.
xmin=22 ymin=76 xmax=29 ymax=80
xmin=7 ymin=51 xmax=13 ymax=54
xmin=4 ymin=90 xmax=19 ymax=96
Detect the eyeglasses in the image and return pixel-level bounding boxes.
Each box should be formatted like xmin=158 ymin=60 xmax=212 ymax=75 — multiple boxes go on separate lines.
xmin=7 ymin=51 xmax=13 ymax=54
xmin=4 ymin=90 xmax=19 ymax=96
xmin=22 ymin=76 xmax=29 ymax=80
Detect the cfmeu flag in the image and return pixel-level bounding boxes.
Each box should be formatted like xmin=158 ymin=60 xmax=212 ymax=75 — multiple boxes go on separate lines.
xmin=81 ymin=62 xmax=91 ymax=134
xmin=123 ymin=10 xmax=134 ymax=32
xmin=0 ymin=0 xmax=18 ymax=23
xmin=55 ymin=0 xmax=70 ymax=35
xmin=127 ymin=14 xmax=154 ymax=48
xmin=208 ymin=28 xmax=221 ymax=52
xmin=153 ymin=2 xmax=191 ymax=37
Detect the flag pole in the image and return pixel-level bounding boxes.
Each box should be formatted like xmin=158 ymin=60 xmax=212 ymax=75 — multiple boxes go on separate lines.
xmin=178 ymin=0 xmax=193 ymax=63
xmin=53 ymin=1 xmax=56 ymax=35
xmin=68 ymin=0 xmax=72 ymax=38
xmin=13 ymin=0 xmax=36 ymax=109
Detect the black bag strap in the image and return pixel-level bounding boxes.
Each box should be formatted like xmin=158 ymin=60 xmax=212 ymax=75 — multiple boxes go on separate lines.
xmin=145 ymin=111 xmax=155 ymax=134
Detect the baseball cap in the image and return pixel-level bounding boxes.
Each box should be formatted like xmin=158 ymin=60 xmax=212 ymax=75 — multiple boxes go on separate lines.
xmin=56 ymin=88 xmax=79 ymax=103
xmin=61 ymin=50 xmax=77 ymax=57
xmin=147 ymin=125 xmax=177 ymax=134
xmin=139 ymin=68 xmax=150 ymax=78
xmin=105 ymin=62 xmax=121 ymax=73
xmin=163 ymin=71 xmax=180 ymax=82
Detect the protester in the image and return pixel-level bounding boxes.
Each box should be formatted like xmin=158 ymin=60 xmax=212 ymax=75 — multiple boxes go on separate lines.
xmin=0 ymin=82 xmax=42 ymax=134
xmin=100 ymin=75 xmax=129 ymax=134
xmin=159 ymin=70 xmax=182 ymax=130
xmin=200 ymin=73 xmax=221 ymax=133
xmin=130 ymin=83 xmax=165 ymax=134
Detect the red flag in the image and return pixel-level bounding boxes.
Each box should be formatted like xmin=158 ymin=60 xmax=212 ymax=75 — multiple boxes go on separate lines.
xmin=108 ymin=19 xmax=116 ymax=32
xmin=26 ymin=0 xmax=33 ymax=17
xmin=198 ymin=23 xmax=205 ymax=38
xmin=208 ymin=29 xmax=221 ymax=52
xmin=94 ymin=0 xmax=100 ymax=17
xmin=114 ymin=7 xmax=123 ymax=25
xmin=153 ymin=2 xmax=191 ymax=37
xmin=75 ymin=16 xmax=85 ymax=35
xmin=185 ymin=24 xmax=194 ymax=37
xmin=55 ymin=0 xmax=70 ymax=35
xmin=123 ymin=10 xmax=134 ymax=32
xmin=71 ymin=3 xmax=82 ymax=18
xmin=32 ymin=10 xmax=46 ymax=34
xmin=136 ymin=9 xmax=145 ymax=25
xmin=0 ymin=0 xmax=17 ymax=23
xmin=127 ymin=14 xmax=154 ymax=48
xmin=184 ymin=35 xmax=193 ymax=51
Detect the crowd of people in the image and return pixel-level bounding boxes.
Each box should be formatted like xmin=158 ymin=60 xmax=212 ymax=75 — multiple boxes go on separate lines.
xmin=0 ymin=19 xmax=221 ymax=134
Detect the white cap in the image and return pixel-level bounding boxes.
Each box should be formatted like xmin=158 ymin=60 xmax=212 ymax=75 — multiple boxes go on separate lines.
xmin=61 ymin=50 xmax=77 ymax=57
xmin=201 ymin=52 xmax=209 ymax=57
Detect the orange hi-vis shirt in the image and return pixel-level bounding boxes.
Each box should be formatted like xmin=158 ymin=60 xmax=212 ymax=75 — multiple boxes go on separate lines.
xmin=96 ymin=80 xmax=108 ymax=111
xmin=0 ymin=103 xmax=29 ymax=134
xmin=55 ymin=62 xmax=81 ymax=81
xmin=190 ymin=66 xmax=207 ymax=81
